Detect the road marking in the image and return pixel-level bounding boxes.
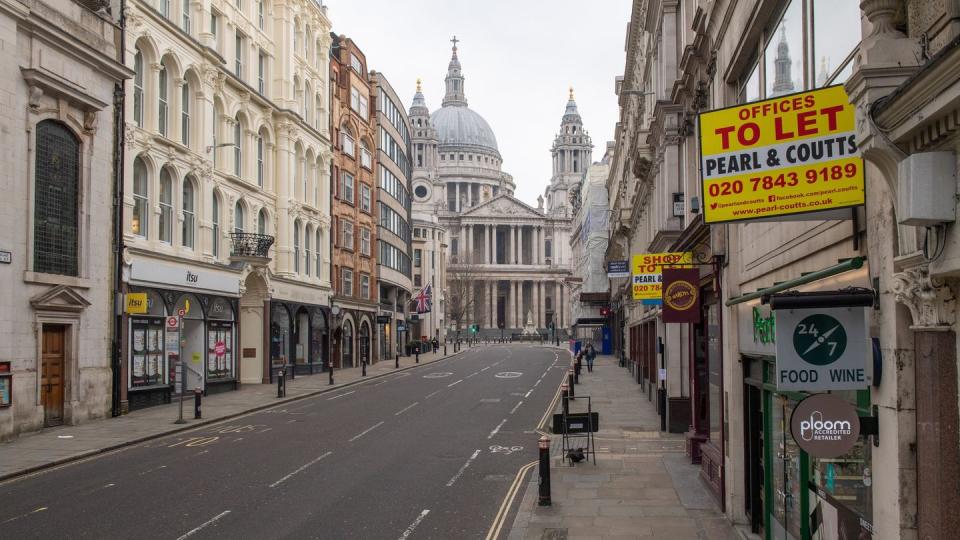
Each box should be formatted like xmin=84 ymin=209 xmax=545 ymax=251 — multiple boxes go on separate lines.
xmin=524 ymin=390 xmax=533 ymax=398
xmin=175 ymin=510 xmax=231 ymax=540
xmin=327 ymin=390 xmax=356 ymax=400
xmin=349 ymin=421 xmax=385 ymax=442
xmin=466 ymin=372 xmax=477 ymax=379
xmin=488 ymin=419 xmax=508 ymax=439
xmin=446 ymin=449 xmax=481 ymax=487
xmin=269 ymin=452 xmax=333 ymax=488
xmin=423 ymin=372 xmax=453 ymax=379
xmin=1 ymin=506 xmax=47 ymax=525
xmin=395 ymin=402 xmax=419 ymax=416
xmin=485 ymin=461 xmax=537 ymax=540
xmin=447 ymin=379 xmax=463 ymax=387
xmin=533 ymin=379 xmax=541 ymax=387
xmin=398 ymin=509 xmax=430 ymax=540
xmin=425 ymin=390 xmax=441 ymax=399
xmin=480 ymin=366 xmax=491 ymax=372
xmin=138 ymin=465 xmax=166 ymax=476
xmin=494 ymin=372 xmax=523 ymax=379
xmin=510 ymin=401 xmax=523 ymax=415
xmin=489 ymin=445 xmax=523 ymax=456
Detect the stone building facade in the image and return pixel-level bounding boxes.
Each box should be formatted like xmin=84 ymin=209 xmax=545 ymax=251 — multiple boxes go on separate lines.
xmin=122 ymin=0 xmax=333 ymax=407
xmin=608 ymin=1 xmax=960 ymax=538
xmin=569 ymin=145 xmax=612 ymax=335
xmin=0 ymin=0 xmax=131 ymax=440
xmin=330 ymin=34 xmax=377 ymax=368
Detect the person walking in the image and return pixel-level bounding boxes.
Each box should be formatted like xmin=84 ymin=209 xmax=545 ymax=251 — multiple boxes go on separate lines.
xmin=585 ymin=343 xmax=596 ymax=372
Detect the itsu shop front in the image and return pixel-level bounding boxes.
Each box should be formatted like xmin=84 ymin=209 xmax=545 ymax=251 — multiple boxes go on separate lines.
xmin=121 ymin=258 xmax=241 ymax=412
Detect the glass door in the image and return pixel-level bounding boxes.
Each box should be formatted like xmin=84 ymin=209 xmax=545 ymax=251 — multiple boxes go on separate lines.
xmin=770 ymin=395 xmax=803 ymax=540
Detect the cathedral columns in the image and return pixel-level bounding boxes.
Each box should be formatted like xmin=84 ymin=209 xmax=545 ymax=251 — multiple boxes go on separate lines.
xmin=492 ymin=225 xmax=498 ymax=264
xmin=510 ymin=225 xmax=517 ymax=264
xmin=507 ymin=280 xmax=515 ymax=328
xmin=536 ymin=227 xmax=542 ymax=264
xmin=485 ymin=225 xmax=491 ymax=264
xmin=466 ymin=184 xmax=472 ymax=208
xmin=532 ymin=280 xmax=540 ymax=329
xmin=455 ymin=183 xmax=461 ymax=212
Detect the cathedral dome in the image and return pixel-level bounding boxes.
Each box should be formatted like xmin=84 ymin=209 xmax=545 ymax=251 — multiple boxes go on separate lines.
xmin=430 ymin=105 xmax=499 ymax=153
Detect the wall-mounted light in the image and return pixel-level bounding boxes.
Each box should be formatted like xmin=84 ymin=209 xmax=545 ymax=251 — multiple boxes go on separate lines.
xmin=672 ymin=192 xmax=684 ymax=217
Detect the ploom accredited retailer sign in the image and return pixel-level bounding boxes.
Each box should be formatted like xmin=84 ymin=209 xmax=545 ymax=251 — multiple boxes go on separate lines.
xmin=698 ymin=85 xmax=865 ymax=223
xmin=790 ymin=393 xmax=860 ymax=458
xmin=774 ymin=307 xmax=869 ymax=391
xmin=631 ymin=252 xmax=692 ymax=302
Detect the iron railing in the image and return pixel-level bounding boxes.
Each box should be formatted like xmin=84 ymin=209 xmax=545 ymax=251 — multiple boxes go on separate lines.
xmin=230 ymin=232 xmax=275 ymax=258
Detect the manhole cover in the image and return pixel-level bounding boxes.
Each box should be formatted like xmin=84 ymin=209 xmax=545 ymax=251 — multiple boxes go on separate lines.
xmin=495 ymin=372 xmax=523 ymax=379
xmin=541 ymin=529 xmax=568 ymax=540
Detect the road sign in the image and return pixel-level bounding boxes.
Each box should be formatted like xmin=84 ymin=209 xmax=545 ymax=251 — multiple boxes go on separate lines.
xmin=607 ymin=260 xmax=629 ymax=278
xmin=775 ymin=307 xmax=869 ymax=390
xmin=166 ymin=316 xmax=179 ymax=329
xmin=177 ymin=308 xmax=186 ymax=317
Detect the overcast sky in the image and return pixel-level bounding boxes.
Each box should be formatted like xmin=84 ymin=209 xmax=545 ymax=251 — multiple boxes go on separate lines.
xmin=325 ymin=0 xmax=632 ymax=206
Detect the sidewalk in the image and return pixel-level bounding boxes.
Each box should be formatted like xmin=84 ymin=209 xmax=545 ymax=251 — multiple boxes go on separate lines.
xmin=0 ymin=345 xmax=463 ymax=481
xmin=508 ymin=354 xmax=737 ymax=540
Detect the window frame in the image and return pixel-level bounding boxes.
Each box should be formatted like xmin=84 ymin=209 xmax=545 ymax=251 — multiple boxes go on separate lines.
xmin=182 ymin=179 xmax=195 ymax=249
xmin=341 ymin=267 xmax=354 ymax=296
xmin=341 ymin=171 xmax=355 ymax=204
xmin=360 ymin=227 xmax=371 ymax=256
xmin=360 ymin=183 xmax=372 ymax=212
xmin=341 ymin=219 xmax=354 ymax=250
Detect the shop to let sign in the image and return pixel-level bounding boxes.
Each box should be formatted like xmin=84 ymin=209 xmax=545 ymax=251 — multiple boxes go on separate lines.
xmin=631 ymin=252 xmax=692 ymax=302
xmin=775 ymin=307 xmax=869 ymax=390
xmin=699 ymin=85 xmax=864 ymax=223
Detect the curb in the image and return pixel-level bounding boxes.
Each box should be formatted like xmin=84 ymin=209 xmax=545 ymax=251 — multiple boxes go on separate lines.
xmin=0 ymin=349 xmax=466 ymax=484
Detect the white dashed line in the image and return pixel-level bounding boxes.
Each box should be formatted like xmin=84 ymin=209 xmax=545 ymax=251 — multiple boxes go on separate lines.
xmin=175 ymin=510 xmax=232 ymax=540
xmin=395 ymin=402 xmax=419 ymax=416
xmin=398 ymin=509 xmax=430 ymax=540
xmin=510 ymin=401 xmax=523 ymax=415
xmin=448 ymin=379 xmax=463 ymax=387
xmin=480 ymin=366 xmax=491 ymax=372
xmin=524 ymin=390 xmax=533 ymax=398
xmin=327 ymin=390 xmax=356 ymax=400
xmin=488 ymin=419 xmax=508 ymax=439
xmin=425 ymin=390 xmax=441 ymax=399
xmin=446 ymin=449 xmax=482 ymax=487
xmin=269 ymin=452 xmax=333 ymax=488
xmin=349 ymin=421 xmax=385 ymax=442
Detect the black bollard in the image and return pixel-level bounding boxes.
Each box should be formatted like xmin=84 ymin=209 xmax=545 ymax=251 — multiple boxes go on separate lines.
xmin=194 ymin=388 xmax=202 ymax=419
xmin=567 ymin=369 xmax=576 ymax=400
xmin=395 ymin=353 xmax=399 ymax=369
xmin=538 ymin=436 xmax=552 ymax=506
xmin=362 ymin=359 xmax=367 ymax=377
xmin=444 ymin=341 xmax=447 ymax=355
xmin=328 ymin=361 xmax=334 ymax=386
xmin=416 ymin=346 xmax=420 ymax=363
xmin=561 ymin=384 xmax=569 ymax=416
xmin=277 ymin=368 xmax=285 ymax=398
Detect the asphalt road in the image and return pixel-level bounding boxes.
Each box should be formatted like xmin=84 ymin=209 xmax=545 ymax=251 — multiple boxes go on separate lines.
xmin=0 ymin=344 xmax=567 ymax=540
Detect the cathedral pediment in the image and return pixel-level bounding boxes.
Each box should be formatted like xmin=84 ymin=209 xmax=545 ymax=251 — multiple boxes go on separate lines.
xmin=461 ymin=195 xmax=544 ymax=220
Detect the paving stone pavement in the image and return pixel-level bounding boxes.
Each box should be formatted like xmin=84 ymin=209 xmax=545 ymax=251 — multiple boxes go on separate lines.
xmin=0 ymin=343 xmax=483 ymax=481
xmin=508 ymin=354 xmax=738 ymax=540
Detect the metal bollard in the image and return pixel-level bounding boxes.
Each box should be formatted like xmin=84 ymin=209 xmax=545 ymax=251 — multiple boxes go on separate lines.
xmin=416 ymin=346 xmax=420 ymax=363
xmin=561 ymin=383 xmax=569 ymax=416
xmin=277 ymin=369 xmax=285 ymax=398
xmin=194 ymin=388 xmax=202 ymax=419
xmin=567 ymin=369 xmax=576 ymax=400
xmin=538 ymin=436 xmax=552 ymax=506
xmin=362 ymin=359 xmax=367 ymax=377
xmin=328 ymin=361 xmax=334 ymax=386
xmin=395 ymin=353 xmax=399 ymax=369
xmin=574 ymin=360 xmax=581 ymax=383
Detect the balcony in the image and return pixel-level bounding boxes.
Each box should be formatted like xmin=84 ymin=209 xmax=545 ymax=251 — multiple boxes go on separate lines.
xmin=230 ymin=232 xmax=274 ymax=264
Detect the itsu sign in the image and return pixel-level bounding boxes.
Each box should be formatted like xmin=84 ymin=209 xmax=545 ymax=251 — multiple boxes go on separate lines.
xmin=774 ymin=307 xmax=869 ymax=390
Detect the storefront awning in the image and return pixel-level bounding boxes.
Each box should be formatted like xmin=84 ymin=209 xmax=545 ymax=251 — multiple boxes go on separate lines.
xmin=725 ymin=257 xmax=865 ymax=307
xmin=573 ymin=317 xmax=608 ymax=327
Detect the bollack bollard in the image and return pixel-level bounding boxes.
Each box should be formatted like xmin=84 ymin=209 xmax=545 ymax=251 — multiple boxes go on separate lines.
xmin=561 ymin=383 xmax=569 ymax=416
xmin=194 ymin=388 xmax=202 ymax=419
xmin=538 ymin=436 xmax=552 ymax=506
xmin=567 ymin=369 xmax=576 ymax=400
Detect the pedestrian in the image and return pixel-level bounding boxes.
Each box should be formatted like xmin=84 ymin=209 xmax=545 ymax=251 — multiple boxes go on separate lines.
xmin=585 ymin=343 xmax=596 ymax=372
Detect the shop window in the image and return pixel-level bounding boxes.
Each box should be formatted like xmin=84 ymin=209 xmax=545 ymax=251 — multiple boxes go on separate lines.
xmin=207 ymin=297 xmax=235 ymax=380
xmin=33 ymin=120 xmax=80 ymax=276
xmin=270 ymin=303 xmax=291 ymax=368
xmin=129 ymin=289 xmax=167 ymax=389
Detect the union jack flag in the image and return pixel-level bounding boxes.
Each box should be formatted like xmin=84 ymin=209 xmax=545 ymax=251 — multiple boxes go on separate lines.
xmin=414 ymin=284 xmax=433 ymax=314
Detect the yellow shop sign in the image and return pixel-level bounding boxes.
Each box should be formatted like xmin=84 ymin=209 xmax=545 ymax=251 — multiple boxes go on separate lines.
xmin=631 ymin=252 xmax=692 ymax=301
xmin=698 ymin=85 xmax=864 ymax=223
xmin=126 ymin=293 xmax=148 ymax=314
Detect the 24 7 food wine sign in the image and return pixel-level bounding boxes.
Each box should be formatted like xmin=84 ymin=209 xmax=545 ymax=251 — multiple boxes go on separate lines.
xmin=698 ymin=85 xmax=865 ymax=223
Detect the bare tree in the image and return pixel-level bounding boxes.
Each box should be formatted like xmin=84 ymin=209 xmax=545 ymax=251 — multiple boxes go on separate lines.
xmin=446 ymin=253 xmax=482 ymax=340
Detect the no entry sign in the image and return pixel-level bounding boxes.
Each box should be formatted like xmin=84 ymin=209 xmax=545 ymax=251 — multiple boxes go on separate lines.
xmin=775 ymin=307 xmax=869 ymax=390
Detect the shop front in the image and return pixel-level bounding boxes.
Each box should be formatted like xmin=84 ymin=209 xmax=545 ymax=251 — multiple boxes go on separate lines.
xmin=123 ymin=258 xmax=241 ymax=411
xmin=269 ymin=301 xmax=329 ymax=382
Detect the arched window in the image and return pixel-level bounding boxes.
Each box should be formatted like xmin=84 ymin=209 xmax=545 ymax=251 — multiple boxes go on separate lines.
xmin=315 ymin=94 xmax=322 ymax=130
xmin=133 ymin=49 xmax=144 ymax=127
xmin=212 ymin=192 xmax=221 ymax=257
xmin=304 ymin=81 xmax=311 ymax=123
xmin=304 ymin=225 xmax=312 ymax=276
xmin=257 ymin=0 xmax=264 ymax=29
xmin=182 ymin=179 xmax=195 ymax=249
xmin=315 ymin=229 xmax=322 ymax=273
xmin=159 ymin=168 xmax=173 ymax=243
xmin=234 ymin=201 xmax=245 ymax=233
xmin=257 ymin=208 xmax=267 ymax=235
xmin=233 ymin=117 xmax=242 ymax=177
xmin=158 ymin=64 xmax=169 ymax=136
xmin=293 ymin=220 xmax=301 ymax=273
xmin=181 ymin=80 xmax=190 ymax=146
xmin=212 ymin=107 xmax=220 ymax=168
xmin=132 ymin=157 xmax=148 ymax=237
xmin=33 ymin=120 xmax=80 ymax=276
xmin=256 ymin=132 xmax=264 ymax=187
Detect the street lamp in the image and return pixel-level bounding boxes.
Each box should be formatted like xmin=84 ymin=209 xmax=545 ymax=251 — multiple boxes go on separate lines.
xmin=329 ymin=305 xmax=341 ymax=386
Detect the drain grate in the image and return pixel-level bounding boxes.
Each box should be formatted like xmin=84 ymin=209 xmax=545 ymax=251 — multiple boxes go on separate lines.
xmin=541 ymin=528 xmax=568 ymax=540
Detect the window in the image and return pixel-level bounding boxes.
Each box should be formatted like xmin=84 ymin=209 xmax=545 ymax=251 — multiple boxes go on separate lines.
xmin=315 ymin=230 xmax=322 ymax=273
xmin=305 ymin=227 xmax=311 ymax=276
xmin=414 ymin=249 xmax=422 ymax=267
xmin=414 ymin=274 xmax=421 ymax=287
xmin=257 ymin=0 xmax=264 ymax=29
xmin=235 ymin=31 xmax=244 ymax=79
xmin=378 ymin=164 xmax=410 ymax=209
xmin=33 ymin=121 xmax=80 ymax=276
xmin=304 ymin=82 xmax=311 ymax=123
xmin=234 ymin=201 xmax=245 ymax=233
xmin=360 ymin=227 xmax=371 ymax=256
xmin=315 ymin=95 xmax=322 ymax=130
xmin=258 ymin=51 xmax=266 ymax=95
xmin=180 ymin=81 xmax=190 ymax=146
xmin=360 ymin=140 xmax=372 ymax=169
xmin=341 ymin=268 xmax=353 ymax=296
xmin=210 ymin=12 xmax=219 ymax=51
xmin=235 ymin=0 xmax=242 ymax=10
xmin=212 ymin=192 xmax=221 ymax=257
xmin=349 ymin=53 xmax=363 ymax=74
xmin=377 ymin=240 xmax=411 ymax=275
xmin=233 ymin=118 xmax=242 ymax=177
xmin=294 ymin=223 xmax=301 ymax=273
xmin=341 ymin=131 xmax=355 ymax=156
xmin=133 ymin=49 xmax=144 ymax=127
xmin=545 ymin=239 xmax=552 ymax=258
xmin=257 ymin=209 xmax=266 ymax=235
xmin=182 ymin=180 xmax=195 ymax=248
xmin=414 ymin=185 xmax=428 ymax=199
xmin=181 ymin=0 xmax=190 ymax=33
xmin=360 ymin=274 xmax=370 ymax=300
xmin=378 ymin=202 xmax=410 ymax=241
xmin=158 ymin=169 xmax=173 ymax=243
xmin=350 ymin=87 xmax=361 ymax=113
xmin=359 ymin=94 xmax=368 ymax=119
xmin=160 ymin=0 xmax=170 ymax=17
xmin=212 ymin=110 xmax=219 ymax=168
xmin=341 ymin=220 xmax=354 ymax=250
xmin=341 ymin=172 xmax=354 ymax=203
xmin=132 ymin=157 xmax=148 ymax=237
xmin=256 ymin=133 xmax=264 ymax=187
xmin=360 ymin=184 xmax=371 ymax=212
xmin=158 ymin=64 xmax=168 ymax=136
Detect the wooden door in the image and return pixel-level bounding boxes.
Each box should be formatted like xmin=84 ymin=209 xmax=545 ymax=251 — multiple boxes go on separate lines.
xmin=41 ymin=325 xmax=66 ymax=426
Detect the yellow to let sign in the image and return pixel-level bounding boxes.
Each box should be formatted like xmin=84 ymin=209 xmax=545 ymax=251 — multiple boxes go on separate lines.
xmin=126 ymin=293 xmax=148 ymax=314
xmin=698 ymin=85 xmax=865 ymax=223
xmin=631 ymin=252 xmax=692 ymax=301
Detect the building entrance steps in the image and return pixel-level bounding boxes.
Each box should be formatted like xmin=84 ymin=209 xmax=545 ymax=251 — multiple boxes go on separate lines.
xmin=0 ymin=346 xmax=464 ymax=482
xmin=507 ymin=354 xmax=738 ymax=540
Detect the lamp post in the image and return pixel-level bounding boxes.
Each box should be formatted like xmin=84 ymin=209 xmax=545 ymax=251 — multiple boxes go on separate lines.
xmin=330 ymin=305 xmax=341 ymax=386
